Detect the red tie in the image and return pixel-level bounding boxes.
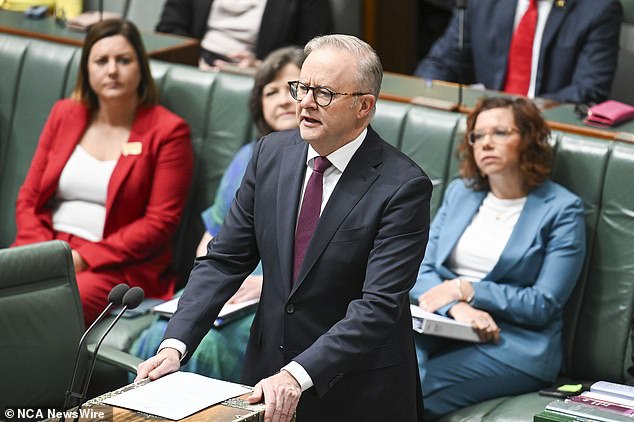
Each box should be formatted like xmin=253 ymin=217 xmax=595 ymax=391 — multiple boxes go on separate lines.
xmin=504 ymin=0 xmax=538 ymax=95
xmin=293 ymin=156 xmax=331 ymax=283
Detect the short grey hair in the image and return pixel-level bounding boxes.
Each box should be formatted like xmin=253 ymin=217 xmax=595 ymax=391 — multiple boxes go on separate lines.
xmin=305 ymin=34 xmax=383 ymax=99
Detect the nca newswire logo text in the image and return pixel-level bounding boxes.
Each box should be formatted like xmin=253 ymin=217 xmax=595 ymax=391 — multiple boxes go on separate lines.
xmin=3 ymin=406 xmax=112 ymax=421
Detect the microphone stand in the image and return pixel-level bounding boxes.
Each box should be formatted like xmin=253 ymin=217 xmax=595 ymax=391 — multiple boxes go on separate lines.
xmin=72 ymin=287 xmax=144 ymax=422
xmin=62 ymin=302 xmax=115 ymax=415
xmin=99 ymin=0 xmax=103 ymax=21
xmin=455 ymin=0 xmax=467 ymax=111
xmin=61 ymin=283 xmax=129 ymax=421
xmin=72 ymin=305 xmax=131 ymax=422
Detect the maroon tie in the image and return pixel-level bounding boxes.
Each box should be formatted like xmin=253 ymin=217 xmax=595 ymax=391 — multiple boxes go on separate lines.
xmin=293 ymin=156 xmax=331 ymax=283
xmin=504 ymin=0 xmax=538 ymax=95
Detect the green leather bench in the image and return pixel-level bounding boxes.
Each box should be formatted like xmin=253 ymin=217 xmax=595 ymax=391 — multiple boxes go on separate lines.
xmin=0 ymin=34 xmax=632 ymax=419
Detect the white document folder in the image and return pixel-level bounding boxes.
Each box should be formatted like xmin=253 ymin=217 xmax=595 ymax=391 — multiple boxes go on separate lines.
xmin=410 ymin=304 xmax=482 ymax=343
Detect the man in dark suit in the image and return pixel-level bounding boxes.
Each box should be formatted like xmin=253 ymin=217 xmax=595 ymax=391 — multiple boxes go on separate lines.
xmin=414 ymin=0 xmax=622 ymax=104
xmin=137 ymin=34 xmax=432 ymax=421
xmin=156 ymin=0 xmax=333 ymax=69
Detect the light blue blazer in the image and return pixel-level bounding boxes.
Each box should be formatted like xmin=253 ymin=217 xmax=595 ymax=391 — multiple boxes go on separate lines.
xmin=410 ymin=179 xmax=586 ymax=382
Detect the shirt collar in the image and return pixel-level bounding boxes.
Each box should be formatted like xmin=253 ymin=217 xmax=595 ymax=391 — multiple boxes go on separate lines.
xmin=305 ymin=128 xmax=368 ymax=173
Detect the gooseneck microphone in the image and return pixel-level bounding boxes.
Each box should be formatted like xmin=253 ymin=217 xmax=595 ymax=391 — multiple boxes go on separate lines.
xmin=73 ymin=287 xmax=145 ymax=422
xmin=62 ymin=283 xmax=130 ymax=414
xmin=455 ymin=0 xmax=468 ymax=110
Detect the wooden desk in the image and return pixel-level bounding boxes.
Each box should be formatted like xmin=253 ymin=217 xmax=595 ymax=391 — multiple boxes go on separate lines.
xmin=0 ymin=10 xmax=199 ymax=66
xmin=380 ymin=72 xmax=557 ymax=111
xmin=79 ymin=382 xmax=267 ymax=422
xmin=542 ymin=103 xmax=634 ymax=142
xmin=380 ymin=72 xmax=634 ymax=141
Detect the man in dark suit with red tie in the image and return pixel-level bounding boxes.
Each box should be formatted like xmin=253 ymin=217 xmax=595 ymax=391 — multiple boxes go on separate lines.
xmin=137 ymin=34 xmax=432 ymax=422
xmin=414 ymin=0 xmax=622 ymax=104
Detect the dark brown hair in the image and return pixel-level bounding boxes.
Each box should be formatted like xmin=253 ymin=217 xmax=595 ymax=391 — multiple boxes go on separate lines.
xmin=250 ymin=46 xmax=305 ymax=137
xmin=72 ymin=19 xmax=158 ymax=110
xmin=459 ymin=97 xmax=553 ymax=191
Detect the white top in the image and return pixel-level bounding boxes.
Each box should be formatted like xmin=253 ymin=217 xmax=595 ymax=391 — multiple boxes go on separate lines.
xmin=446 ymin=192 xmax=527 ymax=281
xmin=512 ymin=0 xmax=554 ymax=98
xmin=201 ymin=0 xmax=267 ymax=57
xmin=52 ymin=145 xmax=117 ymax=241
xmin=160 ymin=128 xmax=369 ymax=392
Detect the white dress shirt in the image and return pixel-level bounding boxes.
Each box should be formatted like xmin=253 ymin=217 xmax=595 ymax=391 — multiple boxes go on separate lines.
xmin=512 ymin=0 xmax=554 ymax=98
xmin=160 ymin=128 xmax=368 ymax=392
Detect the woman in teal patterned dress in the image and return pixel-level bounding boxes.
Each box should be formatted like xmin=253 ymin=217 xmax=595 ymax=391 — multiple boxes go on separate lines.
xmin=130 ymin=46 xmax=304 ymax=382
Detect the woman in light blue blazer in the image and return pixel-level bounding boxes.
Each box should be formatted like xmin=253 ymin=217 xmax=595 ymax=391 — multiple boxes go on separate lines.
xmin=410 ymin=97 xmax=586 ymax=419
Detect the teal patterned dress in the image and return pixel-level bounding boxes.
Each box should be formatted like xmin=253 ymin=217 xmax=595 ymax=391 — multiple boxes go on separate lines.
xmin=130 ymin=143 xmax=259 ymax=382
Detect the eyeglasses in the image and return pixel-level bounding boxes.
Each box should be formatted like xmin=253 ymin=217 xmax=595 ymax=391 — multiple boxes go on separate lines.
xmin=288 ymin=81 xmax=369 ymax=107
xmin=467 ymin=127 xmax=519 ymax=146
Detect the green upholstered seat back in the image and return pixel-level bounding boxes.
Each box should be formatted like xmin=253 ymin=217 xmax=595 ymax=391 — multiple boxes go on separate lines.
xmin=0 ymin=36 xmax=78 ymax=247
xmin=0 ymin=240 xmax=84 ymax=407
xmin=570 ymin=140 xmax=634 ymax=382
xmin=155 ymin=64 xmax=254 ymax=280
xmin=372 ymin=100 xmax=410 ymax=149
xmin=398 ymin=106 xmax=461 ymax=216
xmin=550 ymin=133 xmax=612 ymax=377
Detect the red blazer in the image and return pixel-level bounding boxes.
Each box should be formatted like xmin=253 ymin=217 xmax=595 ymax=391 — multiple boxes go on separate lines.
xmin=13 ymin=99 xmax=193 ymax=298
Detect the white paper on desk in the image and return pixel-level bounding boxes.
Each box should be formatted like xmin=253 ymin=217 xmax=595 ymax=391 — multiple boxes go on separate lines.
xmin=103 ymin=372 xmax=252 ymax=420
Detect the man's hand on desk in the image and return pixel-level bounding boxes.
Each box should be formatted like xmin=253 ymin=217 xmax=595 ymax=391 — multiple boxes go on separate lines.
xmin=135 ymin=347 xmax=181 ymax=382
xmin=248 ymin=370 xmax=301 ymax=422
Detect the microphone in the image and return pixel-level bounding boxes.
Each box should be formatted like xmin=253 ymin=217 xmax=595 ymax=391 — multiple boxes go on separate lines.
xmin=73 ymin=287 xmax=145 ymax=421
xmin=62 ymin=283 xmax=130 ymax=413
xmin=455 ymin=0 xmax=468 ymax=111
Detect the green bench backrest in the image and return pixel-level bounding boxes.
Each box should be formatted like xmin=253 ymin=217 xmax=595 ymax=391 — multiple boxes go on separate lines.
xmin=572 ymin=141 xmax=634 ymax=381
xmin=398 ymin=106 xmax=460 ymax=216
xmin=550 ymin=133 xmax=612 ymax=377
xmin=0 ymin=36 xmax=77 ymax=247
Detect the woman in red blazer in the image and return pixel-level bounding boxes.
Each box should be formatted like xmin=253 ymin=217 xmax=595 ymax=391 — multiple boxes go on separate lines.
xmin=13 ymin=19 xmax=193 ymax=325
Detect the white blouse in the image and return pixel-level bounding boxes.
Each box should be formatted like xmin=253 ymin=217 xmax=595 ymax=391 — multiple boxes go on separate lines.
xmin=52 ymin=145 xmax=117 ymax=241
xmin=446 ymin=192 xmax=527 ymax=282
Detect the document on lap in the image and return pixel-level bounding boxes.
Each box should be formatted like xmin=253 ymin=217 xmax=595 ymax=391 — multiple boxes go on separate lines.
xmin=152 ymin=297 xmax=259 ymax=327
xmin=103 ymin=372 xmax=252 ymax=420
xmin=410 ymin=304 xmax=482 ymax=343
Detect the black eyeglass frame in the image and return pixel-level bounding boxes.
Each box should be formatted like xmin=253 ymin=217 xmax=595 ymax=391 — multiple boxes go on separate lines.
xmin=288 ymin=80 xmax=370 ymax=107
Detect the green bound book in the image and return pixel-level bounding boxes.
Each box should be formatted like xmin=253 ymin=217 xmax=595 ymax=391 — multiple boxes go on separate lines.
xmin=546 ymin=399 xmax=634 ymax=422
xmin=534 ymin=409 xmax=585 ymax=422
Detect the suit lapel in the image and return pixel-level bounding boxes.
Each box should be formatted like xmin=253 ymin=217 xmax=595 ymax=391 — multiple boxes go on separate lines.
xmin=537 ymin=0 xmax=575 ymax=92
xmin=490 ymin=3 xmax=517 ymax=89
xmin=290 ymin=129 xmax=381 ymax=295
xmin=40 ymin=104 xmax=90 ymax=203
xmin=104 ymin=107 xmax=145 ymax=217
xmin=276 ymin=137 xmax=308 ymax=294
xmin=486 ymin=183 xmax=553 ymax=280
xmin=436 ymin=188 xmax=485 ymax=266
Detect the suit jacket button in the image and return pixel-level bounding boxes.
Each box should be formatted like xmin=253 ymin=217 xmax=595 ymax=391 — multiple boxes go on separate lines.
xmin=279 ymin=345 xmax=285 ymax=351
xmin=286 ymin=304 xmax=295 ymax=314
